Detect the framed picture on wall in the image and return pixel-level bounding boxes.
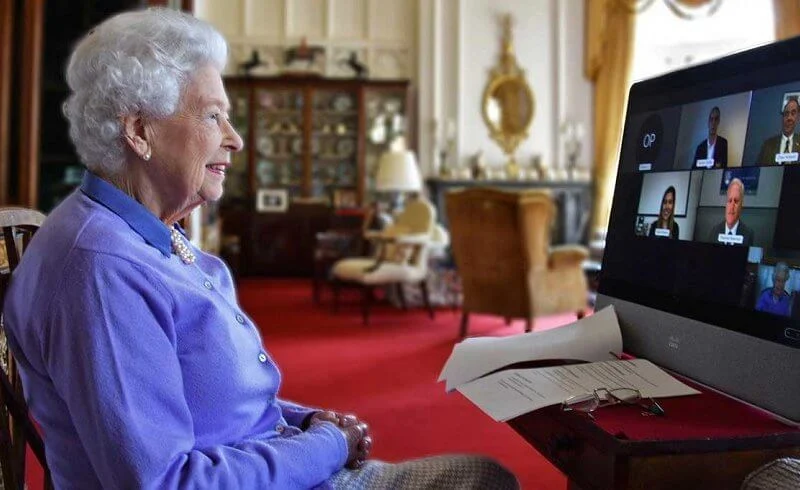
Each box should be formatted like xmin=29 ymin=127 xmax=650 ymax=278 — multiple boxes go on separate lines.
xmin=256 ymin=189 xmax=289 ymax=213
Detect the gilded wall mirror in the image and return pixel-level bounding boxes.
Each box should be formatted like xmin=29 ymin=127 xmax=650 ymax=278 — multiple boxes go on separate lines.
xmin=481 ymin=15 xmax=535 ymax=176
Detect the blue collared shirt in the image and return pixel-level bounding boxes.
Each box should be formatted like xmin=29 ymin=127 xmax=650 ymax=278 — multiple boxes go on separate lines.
xmin=755 ymin=288 xmax=793 ymax=317
xmin=3 ymin=172 xmax=347 ymax=489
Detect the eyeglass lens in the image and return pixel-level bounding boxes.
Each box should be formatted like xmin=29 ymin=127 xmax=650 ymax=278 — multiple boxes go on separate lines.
xmin=562 ymin=392 xmax=600 ymax=412
xmin=604 ymin=388 xmax=640 ymax=405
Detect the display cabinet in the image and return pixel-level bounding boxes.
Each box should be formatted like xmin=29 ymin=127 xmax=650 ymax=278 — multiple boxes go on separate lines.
xmin=220 ymin=76 xmax=412 ymax=277
xmin=223 ymin=76 xmax=411 ymax=206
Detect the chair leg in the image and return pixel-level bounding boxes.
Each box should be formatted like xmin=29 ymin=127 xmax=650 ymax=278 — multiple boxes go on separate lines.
xmin=362 ymin=286 xmax=373 ymax=325
xmin=312 ymin=263 xmax=322 ymax=305
xmin=396 ymin=283 xmax=407 ymax=310
xmin=420 ymin=280 xmax=434 ymax=319
xmin=525 ymin=318 xmax=533 ymax=333
xmin=577 ymin=309 xmax=585 ymax=319
xmin=459 ymin=312 xmax=470 ymax=338
xmin=332 ymin=280 xmax=341 ymax=313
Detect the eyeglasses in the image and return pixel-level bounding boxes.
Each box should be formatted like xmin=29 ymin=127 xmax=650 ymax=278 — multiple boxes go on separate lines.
xmin=561 ymin=387 xmax=666 ymax=419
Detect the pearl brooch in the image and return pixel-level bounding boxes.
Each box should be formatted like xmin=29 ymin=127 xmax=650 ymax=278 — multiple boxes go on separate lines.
xmin=170 ymin=227 xmax=196 ymax=265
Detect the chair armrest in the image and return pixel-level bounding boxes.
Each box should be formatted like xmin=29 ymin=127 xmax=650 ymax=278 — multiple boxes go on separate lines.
xmin=394 ymin=233 xmax=431 ymax=245
xmin=364 ymin=225 xmax=412 ymax=241
xmin=363 ymin=230 xmax=385 ymax=240
xmin=316 ymin=230 xmax=356 ymax=242
xmin=548 ymin=245 xmax=589 ymax=269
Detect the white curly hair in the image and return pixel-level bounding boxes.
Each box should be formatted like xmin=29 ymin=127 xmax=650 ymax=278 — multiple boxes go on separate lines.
xmin=62 ymin=8 xmax=228 ymax=177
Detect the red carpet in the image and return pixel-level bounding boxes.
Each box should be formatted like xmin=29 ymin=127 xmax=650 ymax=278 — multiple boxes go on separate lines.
xmin=239 ymin=279 xmax=572 ymax=490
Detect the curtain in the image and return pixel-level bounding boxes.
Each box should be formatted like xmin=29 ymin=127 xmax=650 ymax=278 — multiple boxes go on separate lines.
xmin=773 ymin=0 xmax=800 ymax=40
xmin=585 ymin=0 xmax=636 ymax=232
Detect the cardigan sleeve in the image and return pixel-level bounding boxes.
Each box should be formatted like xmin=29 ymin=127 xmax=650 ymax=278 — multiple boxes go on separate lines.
xmin=39 ymin=251 xmax=348 ymax=489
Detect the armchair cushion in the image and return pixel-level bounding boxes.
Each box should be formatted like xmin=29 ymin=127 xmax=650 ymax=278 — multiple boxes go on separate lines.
xmin=332 ymin=258 xmax=426 ymax=285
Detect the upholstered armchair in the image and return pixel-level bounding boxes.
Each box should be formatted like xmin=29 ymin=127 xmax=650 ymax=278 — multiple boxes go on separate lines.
xmin=446 ymin=187 xmax=588 ymax=338
xmin=331 ymin=197 xmax=438 ymax=324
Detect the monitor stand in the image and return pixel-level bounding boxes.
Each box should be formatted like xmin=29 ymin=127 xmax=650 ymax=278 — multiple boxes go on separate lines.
xmin=596 ymin=294 xmax=800 ymax=423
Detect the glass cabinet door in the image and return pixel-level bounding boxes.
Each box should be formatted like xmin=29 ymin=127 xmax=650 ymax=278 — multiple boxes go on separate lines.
xmin=253 ymin=88 xmax=305 ymax=199
xmin=224 ymin=87 xmax=250 ymax=200
xmin=311 ymin=89 xmax=359 ymax=206
xmin=363 ymin=87 xmax=409 ymax=201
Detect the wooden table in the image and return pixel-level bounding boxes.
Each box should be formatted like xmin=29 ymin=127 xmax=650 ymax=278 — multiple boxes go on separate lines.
xmin=506 ymin=376 xmax=800 ymax=489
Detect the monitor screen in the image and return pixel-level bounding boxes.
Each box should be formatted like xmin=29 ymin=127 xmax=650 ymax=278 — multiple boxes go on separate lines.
xmin=601 ymin=39 xmax=800 ymax=351
xmin=598 ymin=37 xmax=800 ymax=423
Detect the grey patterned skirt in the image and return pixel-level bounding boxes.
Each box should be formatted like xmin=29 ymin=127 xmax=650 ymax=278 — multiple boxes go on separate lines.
xmin=740 ymin=458 xmax=800 ymax=490
xmin=327 ymin=454 xmax=519 ymax=489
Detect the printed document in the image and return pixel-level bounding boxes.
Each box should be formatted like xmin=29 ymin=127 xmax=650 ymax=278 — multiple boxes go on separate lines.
xmin=439 ymin=306 xmax=622 ymax=391
xmin=457 ymin=358 xmax=701 ymax=421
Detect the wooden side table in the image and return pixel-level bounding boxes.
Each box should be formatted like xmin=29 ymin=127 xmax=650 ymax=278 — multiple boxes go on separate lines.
xmin=506 ymin=374 xmax=800 ymax=489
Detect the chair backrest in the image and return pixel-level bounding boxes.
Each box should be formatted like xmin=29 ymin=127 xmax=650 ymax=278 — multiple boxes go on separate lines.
xmin=383 ymin=198 xmax=436 ymax=269
xmin=445 ymin=188 xmax=554 ymax=318
xmin=0 ymin=207 xmax=52 ymax=490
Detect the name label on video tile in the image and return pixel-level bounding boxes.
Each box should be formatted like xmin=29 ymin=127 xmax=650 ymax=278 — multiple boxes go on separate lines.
xmin=654 ymin=228 xmax=671 ymax=237
xmin=718 ymin=233 xmax=743 ymax=245
xmin=638 ymin=163 xmax=652 ymax=171
xmin=695 ymin=158 xmax=715 ymax=168
xmin=775 ymin=152 xmax=799 ymax=164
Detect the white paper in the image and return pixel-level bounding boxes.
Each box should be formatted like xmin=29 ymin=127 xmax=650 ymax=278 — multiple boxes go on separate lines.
xmin=457 ymin=359 xmax=701 ymax=422
xmin=438 ymin=306 xmax=622 ymax=391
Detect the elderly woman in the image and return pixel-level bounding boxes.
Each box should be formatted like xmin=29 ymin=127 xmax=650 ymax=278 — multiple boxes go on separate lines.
xmin=755 ymin=262 xmax=793 ymax=317
xmin=648 ymin=186 xmax=679 ymax=239
xmin=3 ymin=8 xmax=516 ymax=490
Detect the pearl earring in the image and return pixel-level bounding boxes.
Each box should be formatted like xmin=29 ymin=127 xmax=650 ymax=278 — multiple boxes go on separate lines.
xmin=143 ymin=149 xmax=151 ymax=161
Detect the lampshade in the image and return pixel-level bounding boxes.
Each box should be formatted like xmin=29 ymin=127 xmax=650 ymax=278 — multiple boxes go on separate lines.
xmin=375 ymin=144 xmax=422 ymax=193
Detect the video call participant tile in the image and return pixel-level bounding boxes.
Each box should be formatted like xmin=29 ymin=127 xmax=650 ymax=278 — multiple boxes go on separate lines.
xmin=692 ymin=167 xmax=783 ymax=250
xmin=742 ymin=82 xmax=800 ymax=166
xmin=752 ymin=261 xmax=799 ymax=318
xmin=634 ymin=171 xmax=702 ymax=240
xmin=618 ymin=106 xmax=681 ymax=173
xmin=672 ymin=93 xmax=751 ymax=170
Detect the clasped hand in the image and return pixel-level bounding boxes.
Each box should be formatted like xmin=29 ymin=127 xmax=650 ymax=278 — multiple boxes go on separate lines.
xmin=309 ymin=411 xmax=372 ymax=469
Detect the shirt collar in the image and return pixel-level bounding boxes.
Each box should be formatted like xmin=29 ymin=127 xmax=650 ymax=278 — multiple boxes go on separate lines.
xmin=80 ymin=171 xmax=172 ymax=257
xmin=726 ymin=221 xmax=739 ymax=235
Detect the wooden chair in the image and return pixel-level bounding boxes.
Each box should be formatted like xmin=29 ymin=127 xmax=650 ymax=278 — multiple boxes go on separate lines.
xmin=0 ymin=207 xmax=53 ymax=490
xmin=331 ymin=198 xmax=437 ymax=324
xmin=446 ymin=188 xmax=589 ymax=338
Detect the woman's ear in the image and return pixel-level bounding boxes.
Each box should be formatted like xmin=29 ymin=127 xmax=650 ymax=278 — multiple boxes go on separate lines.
xmin=121 ymin=114 xmax=151 ymax=161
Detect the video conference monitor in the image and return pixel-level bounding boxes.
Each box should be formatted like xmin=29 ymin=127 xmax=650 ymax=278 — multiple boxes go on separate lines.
xmin=597 ymin=35 xmax=800 ymax=424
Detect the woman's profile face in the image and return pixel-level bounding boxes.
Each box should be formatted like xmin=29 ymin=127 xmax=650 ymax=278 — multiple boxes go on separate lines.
xmin=145 ymin=64 xmax=243 ymax=216
xmin=660 ymin=191 xmax=675 ymax=220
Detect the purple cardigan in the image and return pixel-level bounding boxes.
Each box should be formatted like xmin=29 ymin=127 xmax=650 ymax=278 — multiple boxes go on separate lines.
xmin=3 ymin=172 xmax=347 ymax=489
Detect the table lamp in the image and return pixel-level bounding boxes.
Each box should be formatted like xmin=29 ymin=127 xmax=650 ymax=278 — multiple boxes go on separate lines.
xmin=375 ymin=137 xmax=422 ymax=213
